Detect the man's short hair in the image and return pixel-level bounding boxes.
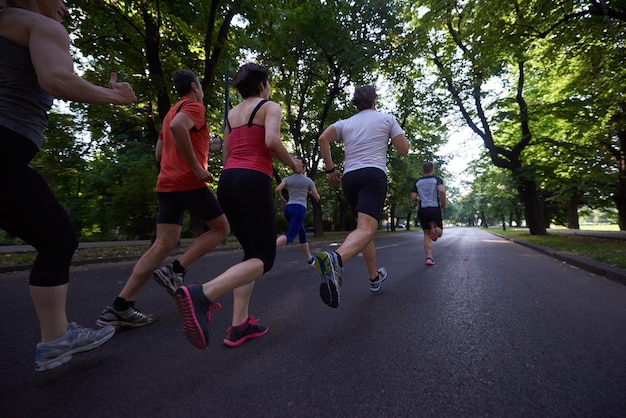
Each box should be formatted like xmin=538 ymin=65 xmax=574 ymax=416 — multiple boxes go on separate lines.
xmin=423 ymin=161 xmax=434 ymax=173
xmin=172 ymin=70 xmax=199 ymax=97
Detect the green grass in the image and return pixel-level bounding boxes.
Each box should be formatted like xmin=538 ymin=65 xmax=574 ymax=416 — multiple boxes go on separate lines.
xmin=492 ymin=228 xmax=626 ymax=269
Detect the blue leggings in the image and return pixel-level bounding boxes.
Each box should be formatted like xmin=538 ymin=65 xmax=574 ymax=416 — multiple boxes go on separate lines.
xmin=283 ymin=204 xmax=307 ymax=244
xmin=0 ymin=127 xmax=78 ymax=286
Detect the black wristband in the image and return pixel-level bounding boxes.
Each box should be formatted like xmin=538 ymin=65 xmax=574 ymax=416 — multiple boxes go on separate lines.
xmin=325 ymin=166 xmax=336 ymax=174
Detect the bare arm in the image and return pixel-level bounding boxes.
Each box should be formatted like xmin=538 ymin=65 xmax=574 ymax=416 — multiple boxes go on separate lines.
xmin=391 ymin=134 xmax=410 ymax=156
xmin=310 ymin=186 xmax=321 ymax=201
xmin=318 ymin=125 xmax=341 ymax=185
xmin=264 ymin=102 xmax=302 ymax=173
xmin=29 ymin=17 xmax=136 ymax=104
xmin=155 ymin=137 xmax=163 ymax=163
xmin=275 ymin=181 xmax=288 ymax=204
xmin=170 ymin=112 xmax=213 ymax=183
xmin=438 ymin=184 xmax=447 ymax=209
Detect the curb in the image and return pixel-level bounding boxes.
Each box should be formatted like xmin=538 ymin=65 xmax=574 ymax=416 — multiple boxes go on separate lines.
xmin=491 ymin=233 xmax=626 ymax=286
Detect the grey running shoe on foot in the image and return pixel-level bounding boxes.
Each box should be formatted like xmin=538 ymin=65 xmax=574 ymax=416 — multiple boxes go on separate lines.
xmin=223 ymin=316 xmax=268 ymax=347
xmin=307 ymin=256 xmax=316 ymax=266
xmin=96 ymin=305 xmax=155 ymax=328
xmin=35 ymin=322 xmax=115 ymax=372
xmin=174 ymin=284 xmax=222 ymax=350
xmin=316 ymin=251 xmax=342 ymax=308
xmin=369 ymin=267 xmax=388 ymax=293
xmin=153 ymin=263 xmax=185 ymax=295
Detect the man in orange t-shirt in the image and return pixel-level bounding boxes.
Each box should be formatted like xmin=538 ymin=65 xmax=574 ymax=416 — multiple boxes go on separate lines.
xmin=97 ymin=70 xmax=229 ymax=328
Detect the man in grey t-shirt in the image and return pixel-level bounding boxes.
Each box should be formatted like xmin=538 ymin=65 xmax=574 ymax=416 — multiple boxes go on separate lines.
xmin=411 ymin=161 xmax=447 ymax=265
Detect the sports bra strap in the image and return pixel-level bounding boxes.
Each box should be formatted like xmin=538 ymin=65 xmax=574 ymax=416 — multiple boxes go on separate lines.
xmin=247 ymin=99 xmax=269 ymax=127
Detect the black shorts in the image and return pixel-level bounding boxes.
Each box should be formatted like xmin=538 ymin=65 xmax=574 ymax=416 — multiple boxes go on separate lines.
xmin=342 ymin=167 xmax=388 ymax=221
xmin=417 ymin=206 xmax=442 ymax=230
xmin=156 ymin=187 xmax=223 ymax=225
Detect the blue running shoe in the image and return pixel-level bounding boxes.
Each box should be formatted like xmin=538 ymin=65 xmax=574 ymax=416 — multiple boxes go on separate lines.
xmin=35 ymin=322 xmax=115 ymax=372
xmin=316 ymin=251 xmax=342 ymax=308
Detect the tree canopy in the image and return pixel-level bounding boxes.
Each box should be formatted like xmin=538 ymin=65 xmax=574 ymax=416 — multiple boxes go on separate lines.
xmin=3 ymin=0 xmax=624 ymax=244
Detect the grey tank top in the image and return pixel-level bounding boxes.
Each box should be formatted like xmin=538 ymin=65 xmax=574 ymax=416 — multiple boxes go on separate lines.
xmin=0 ymin=36 xmax=53 ymax=149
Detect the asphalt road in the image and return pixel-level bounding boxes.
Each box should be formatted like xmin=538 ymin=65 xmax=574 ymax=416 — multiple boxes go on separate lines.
xmin=1 ymin=227 xmax=625 ymax=417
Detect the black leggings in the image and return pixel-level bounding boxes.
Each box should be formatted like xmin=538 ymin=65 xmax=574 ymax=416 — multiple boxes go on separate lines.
xmin=217 ymin=169 xmax=276 ymax=274
xmin=0 ymin=127 xmax=78 ymax=286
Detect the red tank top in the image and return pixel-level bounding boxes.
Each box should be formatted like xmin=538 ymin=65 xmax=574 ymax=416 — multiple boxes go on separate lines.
xmin=223 ymin=100 xmax=273 ymax=178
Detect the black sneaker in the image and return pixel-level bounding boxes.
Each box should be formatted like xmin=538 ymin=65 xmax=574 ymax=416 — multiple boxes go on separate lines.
xmin=174 ymin=284 xmax=221 ymax=350
xmin=223 ymin=316 xmax=268 ymax=347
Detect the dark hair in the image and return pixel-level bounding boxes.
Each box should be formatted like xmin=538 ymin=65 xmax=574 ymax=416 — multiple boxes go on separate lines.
xmin=350 ymin=84 xmax=377 ymax=111
xmin=172 ymin=70 xmax=199 ymax=97
xmin=423 ymin=161 xmax=434 ymax=173
xmin=232 ymin=62 xmax=270 ymax=98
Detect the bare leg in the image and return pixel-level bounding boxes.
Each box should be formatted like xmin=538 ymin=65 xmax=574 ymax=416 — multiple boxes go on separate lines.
xmin=299 ymin=242 xmax=313 ymax=260
xmin=200 ymin=258 xmax=264 ymax=325
xmin=276 ymin=234 xmax=287 ymax=248
xmin=178 ymin=214 xmax=229 ymax=268
xmin=423 ymin=231 xmax=433 ymax=259
xmin=30 ymin=284 xmax=70 ymax=342
xmin=118 ymin=223 xmax=181 ymax=300
xmin=361 ymin=239 xmax=378 ymax=279
xmin=231 ymin=282 xmax=255 ymax=326
xmin=335 ymin=212 xmax=378 ymax=264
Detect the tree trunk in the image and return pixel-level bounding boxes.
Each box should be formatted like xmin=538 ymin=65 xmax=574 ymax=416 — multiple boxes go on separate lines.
xmin=518 ymin=178 xmax=546 ymax=235
xmin=615 ymin=171 xmax=626 ymax=230
xmin=567 ymin=194 xmax=580 ymax=230
xmin=311 ymin=198 xmax=324 ymax=237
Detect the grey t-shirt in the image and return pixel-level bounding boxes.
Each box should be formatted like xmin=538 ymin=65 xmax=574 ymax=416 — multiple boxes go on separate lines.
xmin=283 ymin=174 xmax=315 ymax=207
xmin=412 ymin=175 xmax=444 ymax=208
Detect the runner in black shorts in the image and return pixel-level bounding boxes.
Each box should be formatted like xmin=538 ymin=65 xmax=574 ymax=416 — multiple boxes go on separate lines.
xmin=317 ymin=84 xmax=410 ymax=307
xmin=411 ymin=161 xmax=447 ymax=265
xmin=97 ymin=70 xmax=229 ymax=329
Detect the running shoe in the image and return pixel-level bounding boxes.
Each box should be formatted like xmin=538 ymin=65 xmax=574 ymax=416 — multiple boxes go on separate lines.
xmin=96 ymin=305 xmax=155 ymax=328
xmin=429 ymin=221 xmax=438 ymax=241
xmin=153 ymin=263 xmax=185 ymax=295
xmin=426 ymin=257 xmax=435 ymax=266
xmin=223 ymin=316 xmax=268 ymax=347
xmin=174 ymin=284 xmax=222 ymax=350
xmin=369 ymin=267 xmax=388 ymax=293
xmin=316 ymin=251 xmax=342 ymax=308
xmin=307 ymin=256 xmax=316 ymax=266
xmin=35 ymin=322 xmax=115 ymax=372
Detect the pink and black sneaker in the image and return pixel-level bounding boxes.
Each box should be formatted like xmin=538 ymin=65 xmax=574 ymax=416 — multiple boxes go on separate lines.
xmin=223 ymin=316 xmax=268 ymax=347
xmin=174 ymin=284 xmax=221 ymax=350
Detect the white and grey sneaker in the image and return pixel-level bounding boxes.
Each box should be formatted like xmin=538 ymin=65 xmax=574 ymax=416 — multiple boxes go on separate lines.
xmin=153 ymin=263 xmax=185 ymax=295
xmin=369 ymin=267 xmax=388 ymax=294
xmin=96 ymin=305 xmax=155 ymax=328
xmin=35 ymin=322 xmax=115 ymax=372
xmin=316 ymin=251 xmax=342 ymax=308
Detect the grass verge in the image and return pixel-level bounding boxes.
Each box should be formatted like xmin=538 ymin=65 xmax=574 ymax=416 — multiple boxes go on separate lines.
xmin=492 ymin=228 xmax=626 ymax=270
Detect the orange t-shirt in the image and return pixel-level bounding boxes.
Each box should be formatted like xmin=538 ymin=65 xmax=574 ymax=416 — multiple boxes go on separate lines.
xmin=156 ymin=98 xmax=210 ymax=192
